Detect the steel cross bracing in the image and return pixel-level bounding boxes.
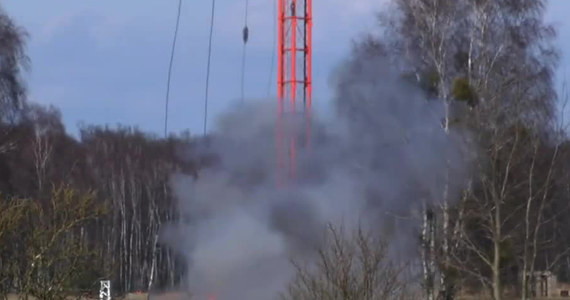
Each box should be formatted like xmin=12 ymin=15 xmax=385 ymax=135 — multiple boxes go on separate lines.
xmin=276 ymin=0 xmax=312 ymax=187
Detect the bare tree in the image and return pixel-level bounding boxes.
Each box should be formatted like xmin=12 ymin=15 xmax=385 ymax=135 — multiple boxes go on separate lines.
xmin=448 ymin=113 xmax=563 ymax=300
xmin=31 ymin=124 xmax=52 ymax=194
xmin=19 ymin=186 xmax=106 ymax=300
xmin=518 ymin=140 xmax=560 ymax=299
xmin=0 ymin=197 xmax=32 ymax=297
xmin=282 ymin=224 xmax=416 ymax=300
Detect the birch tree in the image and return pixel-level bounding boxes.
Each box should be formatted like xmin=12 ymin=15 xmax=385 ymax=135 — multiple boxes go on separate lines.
xmin=353 ymin=0 xmax=558 ymax=298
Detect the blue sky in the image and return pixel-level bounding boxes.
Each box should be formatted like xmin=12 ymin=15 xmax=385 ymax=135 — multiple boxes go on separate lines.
xmin=2 ymin=1 xmax=570 ymax=138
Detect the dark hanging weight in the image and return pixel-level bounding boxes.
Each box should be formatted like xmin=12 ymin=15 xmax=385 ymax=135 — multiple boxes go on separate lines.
xmin=243 ymin=26 xmax=249 ymax=44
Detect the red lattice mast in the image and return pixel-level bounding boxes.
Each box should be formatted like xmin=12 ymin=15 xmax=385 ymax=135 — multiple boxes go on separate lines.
xmin=277 ymin=0 xmax=312 ymax=187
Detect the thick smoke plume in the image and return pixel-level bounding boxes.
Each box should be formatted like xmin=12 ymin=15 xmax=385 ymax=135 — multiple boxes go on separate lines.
xmin=161 ymin=56 xmax=474 ymax=299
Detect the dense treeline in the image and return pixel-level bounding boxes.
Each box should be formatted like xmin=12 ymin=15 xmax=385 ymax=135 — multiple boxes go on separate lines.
xmin=346 ymin=0 xmax=570 ymax=299
xmin=2 ymin=1 xmax=570 ymax=299
xmin=0 ymin=7 xmax=211 ymax=298
xmin=0 ymin=105 xmax=210 ymax=297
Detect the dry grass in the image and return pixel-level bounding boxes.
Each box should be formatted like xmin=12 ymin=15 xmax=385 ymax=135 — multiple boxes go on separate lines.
xmin=6 ymin=292 xmax=570 ymax=300
xmin=458 ymin=297 xmax=569 ymax=300
xmin=4 ymin=292 xmax=189 ymax=300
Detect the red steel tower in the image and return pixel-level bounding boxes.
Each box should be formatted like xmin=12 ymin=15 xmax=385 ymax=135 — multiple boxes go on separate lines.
xmin=276 ymin=0 xmax=312 ymax=187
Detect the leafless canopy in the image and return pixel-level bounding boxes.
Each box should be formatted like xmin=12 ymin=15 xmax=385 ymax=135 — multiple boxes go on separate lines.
xmin=282 ymin=224 xmax=417 ymax=300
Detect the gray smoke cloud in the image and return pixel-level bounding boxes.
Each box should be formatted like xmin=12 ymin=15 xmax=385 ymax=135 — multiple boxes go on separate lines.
xmin=161 ymin=55 xmax=475 ymax=299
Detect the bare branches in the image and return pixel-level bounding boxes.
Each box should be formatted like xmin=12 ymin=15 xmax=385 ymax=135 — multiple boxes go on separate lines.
xmin=0 ymin=186 xmax=106 ymax=300
xmin=20 ymin=186 xmax=106 ymax=300
xmin=283 ymin=224 xmax=416 ymax=300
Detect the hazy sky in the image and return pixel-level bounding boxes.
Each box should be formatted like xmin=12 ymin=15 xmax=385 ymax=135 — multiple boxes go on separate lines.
xmin=3 ymin=1 xmax=570 ymax=137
